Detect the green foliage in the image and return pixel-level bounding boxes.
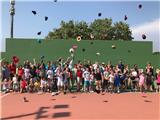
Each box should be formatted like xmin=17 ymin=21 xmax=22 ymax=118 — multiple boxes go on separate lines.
xmin=46 ymin=18 xmax=133 ymax=41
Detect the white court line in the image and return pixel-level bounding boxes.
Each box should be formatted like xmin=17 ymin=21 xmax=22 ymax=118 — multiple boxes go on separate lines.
xmin=1 ymin=93 xmax=10 ymax=98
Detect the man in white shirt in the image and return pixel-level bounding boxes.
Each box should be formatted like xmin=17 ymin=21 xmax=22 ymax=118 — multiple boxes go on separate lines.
xmin=83 ymin=68 xmax=90 ymax=92
xmin=47 ymin=67 xmax=54 ymax=92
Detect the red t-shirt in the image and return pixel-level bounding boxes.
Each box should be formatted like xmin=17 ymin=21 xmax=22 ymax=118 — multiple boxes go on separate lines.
xmin=9 ymin=64 xmax=16 ymax=74
xmin=77 ymin=70 xmax=82 ymax=78
xmin=21 ymin=80 xmax=27 ymax=88
xmin=18 ymin=68 xmax=24 ymax=77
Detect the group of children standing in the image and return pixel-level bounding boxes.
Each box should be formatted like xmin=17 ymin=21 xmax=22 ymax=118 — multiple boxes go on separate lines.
xmin=1 ymin=57 xmax=160 ymax=94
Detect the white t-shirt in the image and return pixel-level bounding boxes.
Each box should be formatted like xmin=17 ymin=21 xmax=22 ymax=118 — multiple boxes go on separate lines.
xmin=56 ymin=70 xmax=63 ymax=81
xmin=109 ymin=74 xmax=114 ymax=83
xmin=83 ymin=71 xmax=90 ymax=81
xmin=41 ymin=79 xmax=47 ymax=87
xmin=12 ymin=76 xmax=17 ymax=84
xmin=24 ymin=68 xmax=30 ymax=79
xmin=132 ymin=71 xmax=137 ymax=77
xmin=47 ymin=70 xmax=53 ymax=79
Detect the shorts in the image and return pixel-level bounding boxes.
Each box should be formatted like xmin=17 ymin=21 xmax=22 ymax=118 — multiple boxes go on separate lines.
xmin=63 ymin=80 xmax=68 ymax=85
xmin=84 ymin=81 xmax=90 ymax=87
xmin=57 ymin=78 xmax=64 ymax=86
xmin=13 ymin=83 xmax=18 ymax=90
xmin=77 ymin=77 xmax=81 ymax=83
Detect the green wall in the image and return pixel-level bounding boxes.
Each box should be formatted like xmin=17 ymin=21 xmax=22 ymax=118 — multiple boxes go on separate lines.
xmin=1 ymin=38 xmax=160 ymax=69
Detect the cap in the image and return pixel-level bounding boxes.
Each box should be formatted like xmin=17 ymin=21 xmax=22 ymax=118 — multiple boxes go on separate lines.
xmin=32 ymin=11 xmax=36 ymax=15
xmin=82 ymin=48 xmax=86 ymax=52
xmin=37 ymin=31 xmax=41 ymax=35
xmin=138 ymin=4 xmax=142 ymax=9
xmin=45 ymin=16 xmax=48 ymax=21
xmin=124 ymin=15 xmax=128 ymax=21
xmin=142 ymin=34 xmax=146 ymax=39
xmin=98 ymin=13 xmax=102 ymax=17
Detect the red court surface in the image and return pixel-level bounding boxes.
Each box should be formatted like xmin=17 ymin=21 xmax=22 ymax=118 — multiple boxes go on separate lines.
xmin=0 ymin=92 xmax=160 ymax=120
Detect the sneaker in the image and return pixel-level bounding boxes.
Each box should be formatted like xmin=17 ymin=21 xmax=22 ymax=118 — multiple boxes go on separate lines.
xmin=90 ymin=91 xmax=94 ymax=93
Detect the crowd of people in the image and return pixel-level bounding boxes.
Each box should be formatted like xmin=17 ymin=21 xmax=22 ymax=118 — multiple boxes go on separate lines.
xmin=1 ymin=56 xmax=160 ymax=95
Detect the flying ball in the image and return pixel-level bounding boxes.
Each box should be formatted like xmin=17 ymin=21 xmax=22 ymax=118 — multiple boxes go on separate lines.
xmin=96 ymin=52 xmax=100 ymax=55
xmin=98 ymin=13 xmax=102 ymax=17
xmin=138 ymin=4 xmax=142 ymax=9
xmin=77 ymin=36 xmax=81 ymax=42
xmin=69 ymin=48 xmax=74 ymax=53
xmin=142 ymin=34 xmax=146 ymax=39
xmin=111 ymin=44 xmax=116 ymax=49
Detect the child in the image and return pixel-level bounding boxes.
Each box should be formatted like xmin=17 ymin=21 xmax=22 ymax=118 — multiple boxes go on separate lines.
xmin=40 ymin=77 xmax=47 ymax=92
xmin=139 ymin=72 xmax=145 ymax=93
xmin=17 ymin=65 xmax=24 ymax=82
xmin=108 ymin=70 xmax=115 ymax=93
xmin=63 ymin=68 xmax=69 ymax=94
xmin=156 ymin=70 xmax=160 ymax=93
xmin=89 ymin=70 xmax=95 ymax=92
xmin=146 ymin=71 xmax=153 ymax=92
xmin=95 ymin=68 xmax=103 ymax=92
xmin=28 ymin=78 xmax=34 ymax=93
xmin=103 ymin=68 xmax=109 ymax=92
xmin=2 ymin=79 xmax=9 ymax=93
xmin=34 ymin=80 xmax=40 ymax=92
xmin=130 ymin=69 xmax=138 ymax=91
xmin=83 ymin=68 xmax=90 ymax=92
xmin=20 ymin=79 xmax=27 ymax=93
xmin=56 ymin=67 xmax=64 ymax=93
xmin=12 ymin=74 xmax=19 ymax=92
xmin=114 ymin=71 xmax=121 ymax=93
xmin=46 ymin=67 xmax=54 ymax=92
xmin=76 ymin=67 xmax=83 ymax=92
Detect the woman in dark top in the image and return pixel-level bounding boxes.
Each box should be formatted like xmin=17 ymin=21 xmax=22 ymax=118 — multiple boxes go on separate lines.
xmin=146 ymin=71 xmax=153 ymax=91
xmin=94 ymin=68 xmax=103 ymax=92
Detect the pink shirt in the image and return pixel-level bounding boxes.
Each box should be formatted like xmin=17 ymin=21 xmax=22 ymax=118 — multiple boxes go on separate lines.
xmin=139 ymin=74 xmax=145 ymax=84
xmin=157 ymin=75 xmax=160 ymax=83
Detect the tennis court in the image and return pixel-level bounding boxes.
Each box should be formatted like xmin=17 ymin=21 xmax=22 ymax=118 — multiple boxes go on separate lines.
xmin=1 ymin=92 xmax=160 ymax=120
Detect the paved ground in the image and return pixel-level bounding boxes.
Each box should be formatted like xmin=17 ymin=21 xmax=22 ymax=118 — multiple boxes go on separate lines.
xmin=1 ymin=92 xmax=160 ymax=120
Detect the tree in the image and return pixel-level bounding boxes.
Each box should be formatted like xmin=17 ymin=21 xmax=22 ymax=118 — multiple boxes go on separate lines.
xmin=90 ymin=18 xmax=112 ymax=40
xmin=45 ymin=18 xmax=133 ymax=41
xmin=74 ymin=21 xmax=91 ymax=40
xmin=112 ymin=21 xmax=133 ymax=40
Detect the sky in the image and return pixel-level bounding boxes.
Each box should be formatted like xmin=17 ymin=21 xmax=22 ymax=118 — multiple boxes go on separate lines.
xmin=0 ymin=0 xmax=160 ymax=52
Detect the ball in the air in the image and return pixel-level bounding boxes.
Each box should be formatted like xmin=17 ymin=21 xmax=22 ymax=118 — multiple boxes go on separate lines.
xmin=69 ymin=48 xmax=74 ymax=53
xmin=111 ymin=44 xmax=116 ymax=49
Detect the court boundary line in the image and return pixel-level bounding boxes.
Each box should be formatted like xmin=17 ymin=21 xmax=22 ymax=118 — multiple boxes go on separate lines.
xmin=1 ymin=93 xmax=10 ymax=98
